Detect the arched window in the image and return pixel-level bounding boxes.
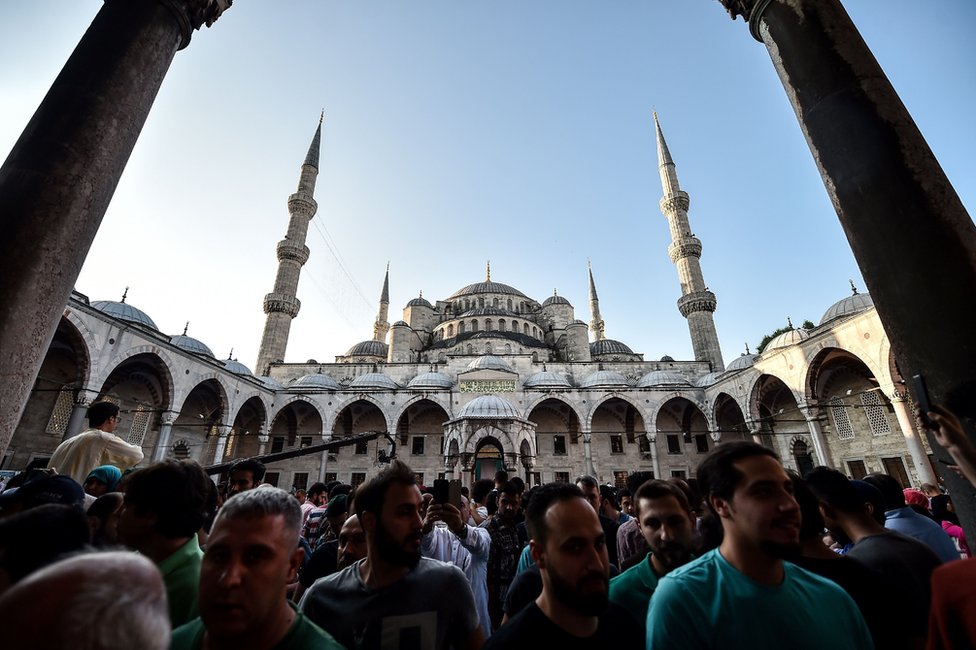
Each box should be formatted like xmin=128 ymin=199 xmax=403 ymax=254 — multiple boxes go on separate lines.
xmin=478 ymin=297 xmax=485 ymax=308
xmin=466 ymin=344 xmax=474 ymax=354
xmin=505 ymin=344 xmax=512 ymax=354
xmin=458 ymin=321 xmax=466 ymax=334
xmin=507 ymin=298 xmax=513 ymax=310
xmin=523 ymin=323 xmax=530 ymax=335
xmin=793 ymin=440 xmax=815 ymax=476
xmin=447 ymin=324 xmax=454 ymax=337
xmin=485 ymin=319 xmax=493 ymax=331
xmin=493 ymin=297 xmax=499 ymax=308
xmin=499 ymin=319 xmax=506 ymax=332
xmin=471 ymin=320 xmax=479 ymax=332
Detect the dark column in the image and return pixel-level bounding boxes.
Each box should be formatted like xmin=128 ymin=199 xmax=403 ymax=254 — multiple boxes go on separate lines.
xmin=717 ymin=0 xmax=976 ymax=532
xmin=0 ymin=0 xmax=230 ymax=458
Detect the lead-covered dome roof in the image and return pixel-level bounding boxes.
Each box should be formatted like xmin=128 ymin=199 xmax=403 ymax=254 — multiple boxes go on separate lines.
xmin=523 ymin=371 xmax=573 ymax=388
xmin=349 ymin=373 xmax=400 ymax=390
xmin=542 ymin=293 xmax=571 ymax=307
xmin=765 ymin=328 xmax=811 ymax=352
xmin=406 ymin=296 xmax=433 ymax=308
xmin=726 ymin=353 xmax=759 ymax=372
xmin=223 ymin=358 xmax=253 ymax=376
xmin=408 ymin=372 xmax=455 ymax=389
xmin=92 ymin=300 xmax=158 ymax=330
xmin=637 ymin=370 xmax=691 ymax=387
xmin=345 ymin=340 xmax=389 ymax=357
xmin=457 ymin=395 xmax=523 ymax=419
xmin=448 ymin=281 xmax=528 ymax=300
xmin=820 ymin=292 xmax=874 ymax=325
xmin=467 ymin=355 xmax=514 ymax=372
xmin=291 ymin=374 xmax=341 ymax=390
xmin=580 ymin=370 xmax=631 ymax=389
xmin=170 ymin=334 xmax=214 ymax=358
xmin=590 ymin=339 xmax=634 ymax=356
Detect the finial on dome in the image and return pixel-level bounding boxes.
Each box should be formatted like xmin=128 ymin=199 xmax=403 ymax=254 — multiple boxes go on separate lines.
xmin=553 ymin=288 xmax=558 ymax=296
xmin=121 ymin=286 xmax=129 ymax=303
xmin=849 ymin=279 xmax=858 ymax=295
xmin=228 ymin=348 xmax=234 ymax=360
xmin=419 ymin=289 xmax=423 ymax=298
xmin=183 ymin=321 xmax=189 ymax=336
xmin=745 ymin=342 xmax=751 ymax=355
xmin=486 ymin=260 xmax=491 ymax=282
xmin=787 ymin=317 xmax=794 ymax=329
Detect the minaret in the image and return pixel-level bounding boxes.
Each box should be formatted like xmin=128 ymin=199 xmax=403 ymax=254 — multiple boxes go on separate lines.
xmin=654 ymin=112 xmax=725 ymax=371
xmin=588 ymin=260 xmax=605 ymax=342
xmin=373 ymin=263 xmax=391 ymax=342
xmin=255 ymin=115 xmax=323 ymax=375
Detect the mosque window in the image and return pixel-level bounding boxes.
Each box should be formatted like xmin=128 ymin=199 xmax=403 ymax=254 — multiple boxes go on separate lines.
xmin=531 ymin=472 xmax=541 ymax=486
xmin=666 ymin=435 xmax=681 ymax=454
xmin=638 ymin=436 xmax=650 ymax=453
xmin=860 ymin=391 xmax=891 ymax=436
xmin=505 ymin=344 xmax=512 ymax=354
xmin=355 ymin=440 xmax=368 ymax=455
xmin=45 ymin=389 xmax=74 ymax=435
xmin=828 ymin=397 xmax=855 ymax=440
xmin=271 ymin=437 xmax=285 ymax=453
xmin=554 ymin=472 xmax=570 ymax=483
xmin=523 ymin=323 xmax=530 ymax=335
xmin=613 ymin=471 xmax=629 ymax=489
xmin=324 ymin=472 xmax=338 ymax=483
xmin=671 ymin=470 xmax=687 ymax=479
xmin=610 ymin=434 xmax=624 ymax=454
xmin=300 ymin=436 xmax=313 ymax=448
xmin=412 ymin=437 xmax=425 ymax=455
xmin=351 ymin=472 xmax=366 ymax=487
xmin=478 ymin=297 xmax=485 ymax=308
xmin=471 ymin=320 xmax=479 ymax=332
xmin=553 ymin=435 xmax=567 ymax=456
xmin=499 ymin=320 xmax=506 ymax=332
xmin=264 ymin=472 xmax=280 ymax=487
xmin=459 ymin=322 xmax=466 ymax=334
xmin=507 ymin=299 xmax=513 ymax=310
xmin=126 ymin=406 xmax=152 ymax=446
xmin=846 ymin=459 xmax=867 ymax=479
xmin=466 ymin=344 xmax=474 ymax=354
xmin=292 ymin=473 xmax=309 ymax=491
xmin=447 ymin=324 xmax=454 ymax=337
xmin=493 ymin=298 xmax=499 ymax=307
xmin=485 ymin=319 xmax=493 ymax=331
xmin=695 ymin=434 xmax=709 ymax=453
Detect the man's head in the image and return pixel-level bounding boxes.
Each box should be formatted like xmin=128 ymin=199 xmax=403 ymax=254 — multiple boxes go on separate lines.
xmin=306 ymin=482 xmax=328 ymax=507
xmin=199 ymin=487 xmax=304 ymax=643
xmin=325 ymin=494 xmax=349 ymax=537
xmin=471 ymin=479 xmax=494 ymax=505
xmin=0 ymin=551 xmax=169 ymax=650
xmin=787 ymin=471 xmax=826 ymax=543
xmin=575 ymin=475 xmax=601 ymax=513
xmin=804 ymin=467 xmax=881 ymax=538
xmin=228 ymin=459 xmax=266 ymax=496
xmin=87 ymin=492 xmax=125 ymax=547
xmin=634 ymin=480 xmax=696 ymax=573
xmin=598 ymin=484 xmax=619 ymax=517
xmin=527 ymin=482 xmax=609 ymax=616
xmin=355 ymin=461 xmax=423 ymax=569
xmin=494 ymin=470 xmax=509 ymax=490
xmin=87 ymin=401 xmax=121 ymax=432
xmin=118 ymin=460 xmax=210 ymax=549
xmin=294 ymin=488 xmax=306 ymax=505
xmin=496 ymin=481 xmax=521 ymax=522
xmin=921 ymin=482 xmax=941 ymax=498
xmin=337 ymin=514 xmax=367 ymax=570
xmin=862 ymin=473 xmax=906 ymax=512
xmin=618 ymin=488 xmax=634 ymax=516
xmin=697 ymin=441 xmax=800 ymax=557
xmin=0 ymin=504 xmax=90 ymax=596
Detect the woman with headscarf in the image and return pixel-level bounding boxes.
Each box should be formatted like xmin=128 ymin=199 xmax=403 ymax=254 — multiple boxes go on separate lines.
xmin=930 ymin=494 xmax=970 ymax=559
xmin=82 ymin=465 xmax=122 ymax=498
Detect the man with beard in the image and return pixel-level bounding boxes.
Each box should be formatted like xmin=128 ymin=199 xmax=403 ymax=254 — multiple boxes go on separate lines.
xmin=609 ymin=479 xmax=695 ymax=626
xmin=294 ymin=514 xmax=367 ymax=602
xmin=484 ymin=480 xmax=522 ymax=629
xmin=300 ymin=461 xmax=482 ymax=650
xmin=647 ymin=442 xmax=872 ymax=649
xmin=485 ymin=482 xmax=642 ymax=648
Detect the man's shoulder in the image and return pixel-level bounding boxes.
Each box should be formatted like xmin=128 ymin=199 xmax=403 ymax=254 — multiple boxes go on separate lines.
xmin=609 ymin=556 xmax=646 ymax=589
xmin=660 ymin=549 xmax=718 ymax=586
xmin=413 ymin=556 xmax=468 ymax=582
xmin=170 ymin=617 xmax=205 ymax=650
xmin=308 ymin=562 xmax=361 ymax=595
xmin=784 ymin=560 xmax=855 ymax=596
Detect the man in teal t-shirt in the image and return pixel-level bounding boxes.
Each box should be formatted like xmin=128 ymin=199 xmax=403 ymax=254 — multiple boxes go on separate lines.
xmin=609 ymin=479 xmax=696 ymax=625
xmin=646 ymin=441 xmax=873 ymax=649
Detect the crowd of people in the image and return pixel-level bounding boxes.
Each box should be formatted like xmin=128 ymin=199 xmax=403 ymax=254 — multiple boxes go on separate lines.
xmin=0 ymin=399 xmax=974 ymax=649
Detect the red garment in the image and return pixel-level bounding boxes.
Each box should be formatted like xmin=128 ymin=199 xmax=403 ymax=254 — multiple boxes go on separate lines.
xmin=904 ymin=488 xmax=930 ymax=508
xmin=940 ymin=520 xmax=971 ymax=559
xmin=927 ymin=558 xmax=976 ymax=650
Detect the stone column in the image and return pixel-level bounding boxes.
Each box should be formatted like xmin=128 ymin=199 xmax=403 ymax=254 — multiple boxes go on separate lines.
xmin=581 ymin=431 xmax=596 ymax=478
xmin=212 ymin=425 xmax=231 ymax=465
xmin=63 ymin=392 xmax=94 ymax=441
xmin=804 ymin=412 xmax=834 ymax=469
xmin=717 ymin=0 xmax=976 ymax=531
xmin=646 ymin=433 xmax=662 ymax=480
xmin=0 ymin=0 xmax=231 ymax=459
xmin=318 ymin=434 xmax=332 ymax=482
xmin=151 ymin=411 xmax=179 ymax=462
xmin=891 ymin=397 xmax=937 ymax=486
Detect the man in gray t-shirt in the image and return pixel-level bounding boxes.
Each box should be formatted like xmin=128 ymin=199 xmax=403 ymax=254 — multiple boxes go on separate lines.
xmin=299 ymin=461 xmax=482 ymax=650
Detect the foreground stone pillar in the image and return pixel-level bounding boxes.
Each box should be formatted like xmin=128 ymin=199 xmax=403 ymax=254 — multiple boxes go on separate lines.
xmin=646 ymin=433 xmax=662 ymax=479
xmin=717 ymin=0 xmax=976 ymax=531
xmin=0 ymin=0 xmax=230 ymax=459
xmin=891 ymin=397 xmax=938 ymax=487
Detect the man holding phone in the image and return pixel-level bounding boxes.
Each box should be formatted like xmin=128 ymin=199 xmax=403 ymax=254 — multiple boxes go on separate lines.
xmin=422 ymin=486 xmax=492 ymax=639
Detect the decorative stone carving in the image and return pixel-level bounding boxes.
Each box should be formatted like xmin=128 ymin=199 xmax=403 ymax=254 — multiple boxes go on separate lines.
xmin=263 ymin=292 xmax=301 ymax=317
xmin=287 ymin=192 xmax=318 ymax=219
xmin=276 ymin=240 xmax=310 ymax=265
xmin=676 ymin=290 xmax=717 ymax=317
xmin=659 ymin=191 xmax=690 ymax=215
xmin=158 ymin=0 xmax=233 ymax=50
xmin=668 ymin=236 xmax=703 ymax=263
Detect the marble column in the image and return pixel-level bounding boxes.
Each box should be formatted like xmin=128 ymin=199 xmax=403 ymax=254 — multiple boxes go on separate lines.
xmin=0 ymin=0 xmax=231 ymax=459
xmin=212 ymin=425 xmax=231 ymax=465
xmin=804 ymin=408 xmax=834 ymax=468
xmin=581 ymin=431 xmax=596 ymax=478
xmin=63 ymin=392 xmax=94 ymax=441
xmin=151 ymin=411 xmax=179 ymax=462
xmin=891 ymin=397 xmax=937 ymax=486
xmin=646 ymin=433 xmax=661 ymax=480
xmin=318 ymin=435 xmax=332 ymax=482
xmin=258 ymin=435 xmax=269 ymax=457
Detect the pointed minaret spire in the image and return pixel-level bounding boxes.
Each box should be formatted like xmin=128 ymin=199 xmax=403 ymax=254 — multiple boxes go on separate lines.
xmin=486 ymin=260 xmax=491 ymax=282
xmin=654 ymin=113 xmax=725 ymax=370
xmin=255 ymin=116 xmax=323 ymax=375
xmin=373 ymin=264 xmax=391 ymax=342
xmin=587 ymin=260 xmax=605 ymax=342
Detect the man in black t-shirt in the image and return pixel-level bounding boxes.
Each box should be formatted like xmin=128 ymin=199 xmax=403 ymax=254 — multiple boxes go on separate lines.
xmin=485 ymin=483 xmax=642 ymax=649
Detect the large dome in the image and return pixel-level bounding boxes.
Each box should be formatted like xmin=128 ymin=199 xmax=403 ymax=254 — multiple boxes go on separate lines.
xmin=92 ymin=300 xmax=158 ymax=330
xmin=695 ymin=372 xmax=723 ymax=387
xmin=407 ymin=372 xmax=455 ymax=389
xmin=820 ymin=292 xmax=874 ymax=325
xmin=448 ymin=281 xmax=528 ymax=300
xmin=637 ymin=370 xmax=691 ymax=388
xmin=765 ymin=328 xmax=811 ymax=352
xmin=590 ymin=339 xmax=634 ymax=356
xmin=467 ymin=355 xmax=514 ymax=372
xmin=345 ymin=340 xmax=389 ymax=357
xmin=458 ymin=395 xmax=523 ymax=419
xmin=523 ymin=371 xmax=573 ymax=389
xmin=291 ymin=374 xmax=341 ymax=390
xmin=349 ymin=373 xmax=400 ymax=390
xmin=579 ymin=370 xmax=631 ymax=389
xmin=170 ymin=334 xmax=214 ymax=358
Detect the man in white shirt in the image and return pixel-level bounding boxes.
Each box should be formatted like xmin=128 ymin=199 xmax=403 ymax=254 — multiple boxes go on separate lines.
xmin=47 ymin=401 xmax=143 ymax=484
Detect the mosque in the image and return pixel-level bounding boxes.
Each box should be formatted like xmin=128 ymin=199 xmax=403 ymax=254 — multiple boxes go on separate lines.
xmin=7 ymin=115 xmax=937 ymax=491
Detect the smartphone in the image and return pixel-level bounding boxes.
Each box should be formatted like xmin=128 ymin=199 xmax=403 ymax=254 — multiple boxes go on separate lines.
xmin=448 ymin=479 xmax=463 ymax=509
xmin=911 ymin=374 xmax=933 ymax=423
xmin=432 ymin=479 xmax=449 ymax=505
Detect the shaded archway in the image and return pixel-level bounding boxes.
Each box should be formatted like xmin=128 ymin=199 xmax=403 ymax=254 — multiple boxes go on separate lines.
xmin=332 ymin=399 xmax=387 ymax=486
xmin=171 ymin=379 xmax=227 ymax=463
xmin=261 ymin=399 xmax=324 ymax=490
xmin=750 ymin=374 xmax=806 ymax=462
xmin=228 ymin=395 xmax=268 ymax=460
xmin=474 ymin=436 xmax=504 ymax=481
xmin=590 ymin=397 xmax=649 ymax=484
xmin=527 ymin=398 xmax=582 ymax=483
xmin=97 ymin=352 xmax=174 ymax=459
xmin=713 ymin=392 xmax=750 ymax=443
xmin=396 ymin=398 xmax=450 ymax=486
xmin=655 ymin=397 xmax=710 ymax=479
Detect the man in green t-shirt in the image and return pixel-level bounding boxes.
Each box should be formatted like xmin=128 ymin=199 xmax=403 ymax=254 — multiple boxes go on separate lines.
xmin=170 ymin=487 xmax=343 ymax=650
xmin=609 ymin=479 xmax=696 ymax=624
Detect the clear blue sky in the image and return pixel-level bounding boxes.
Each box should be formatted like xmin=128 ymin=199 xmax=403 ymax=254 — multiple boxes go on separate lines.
xmin=2 ymin=1 xmax=973 ymax=371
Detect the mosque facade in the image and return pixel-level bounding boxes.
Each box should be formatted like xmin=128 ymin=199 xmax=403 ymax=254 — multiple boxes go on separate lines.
xmin=6 ymin=117 xmax=937 ymax=491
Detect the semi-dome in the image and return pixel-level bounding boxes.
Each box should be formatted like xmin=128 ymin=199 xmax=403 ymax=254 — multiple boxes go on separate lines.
xmin=92 ymin=300 xmax=158 ymax=330
xmin=345 ymin=340 xmax=389 ymax=357
xmin=523 ymin=371 xmax=573 ymax=389
xmin=457 ymin=395 xmax=523 ymax=419
xmin=448 ymin=281 xmax=528 ymax=300
xmin=727 ymin=353 xmax=759 ymax=372
xmin=407 ymin=372 xmax=455 ymax=389
xmin=223 ymin=358 xmax=253 ymax=376
xmin=820 ymin=292 xmax=874 ymax=325
xmin=258 ymin=376 xmax=283 ymax=390
xmin=170 ymin=334 xmax=214 ymax=358
xmin=542 ymin=293 xmax=571 ymax=307
xmin=467 ymin=355 xmax=514 ymax=372
xmin=694 ymin=372 xmax=723 ymax=387
xmin=349 ymin=373 xmax=400 ymax=390
xmin=765 ymin=328 xmax=811 ymax=352
xmin=579 ymin=370 xmax=631 ymax=389
xmin=406 ymin=296 xmax=433 ymax=308
xmin=291 ymin=374 xmax=341 ymax=390
xmin=637 ymin=370 xmax=691 ymax=387
xmin=590 ymin=339 xmax=634 ymax=356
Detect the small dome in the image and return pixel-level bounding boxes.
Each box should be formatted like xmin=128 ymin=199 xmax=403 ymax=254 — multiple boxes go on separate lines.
xmin=590 ymin=339 xmax=634 ymax=356
xmin=408 ymin=372 xmax=455 ymax=389
xmin=170 ymin=334 xmax=214 ymax=358
xmin=392 ymin=320 xmax=409 ymax=327
xmin=406 ymin=296 xmax=433 ymax=308
xmin=637 ymin=370 xmax=691 ymax=388
xmin=291 ymin=374 xmax=341 ymax=390
xmin=92 ymin=300 xmax=158 ymax=330
xmin=345 ymin=340 xmax=389 ymax=357
xmin=695 ymin=372 xmax=723 ymax=388
xmin=542 ymin=294 xmax=572 ymax=307
xmin=258 ymin=376 xmax=283 ymax=390
xmin=765 ymin=328 xmax=811 ymax=352
xmin=458 ymin=395 xmax=523 ymax=419
xmin=820 ymin=292 xmax=874 ymax=325
xmin=349 ymin=373 xmax=400 ymax=390
xmin=467 ymin=355 xmax=514 ymax=372
xmin=727 ymin=353 xmax=759 ymax=372
xmin=660 ymin=355 xmax=675 ymax=362
xmin=224 ymin=358 xmax=253 ymax=376
xmin=569 ymin=320 xmax=588 ymax=326
xmin=579 ymin=370 xmax=631 ymax=389
xmin=448 ymin=281 xmax=528 ymax=300
xmin=523 ymin=371 xmax=573 ymax=389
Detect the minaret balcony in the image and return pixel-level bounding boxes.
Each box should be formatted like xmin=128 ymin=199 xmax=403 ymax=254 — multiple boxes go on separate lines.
xmin=263 ymin=292 xmax=301 ymax=317
xmin=659 ymin=191 xmax=690 ymax=215
xmin=276 ymin=240 xmax=310 ymax=265
xmin=677 ymin=290 xmax=717 ymax=317
xmin=287 ymin=192 xmax=318 ymax=218
xmin=668 ymin=236 xmax=703 ymax=263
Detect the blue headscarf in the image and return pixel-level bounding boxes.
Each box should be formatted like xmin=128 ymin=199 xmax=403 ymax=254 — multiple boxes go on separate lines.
xmin=85 ymin=465 xmax=122 ymax=491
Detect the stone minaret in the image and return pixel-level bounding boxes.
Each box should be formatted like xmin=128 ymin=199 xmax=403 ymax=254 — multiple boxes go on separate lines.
xmin=255 ymin=115 xmax=323 ymax=375
xmin=654 ymin=113 xmax=724 ymax=371
xmin=588 ymin=260 xmax=605 ymax=342
xmin=373 ymin=263 xmax=391 ymax=342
